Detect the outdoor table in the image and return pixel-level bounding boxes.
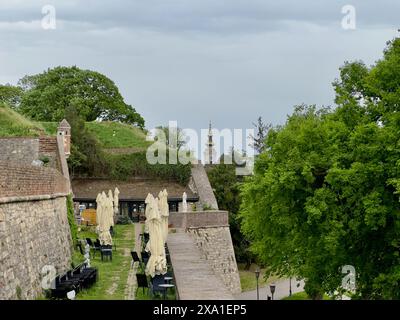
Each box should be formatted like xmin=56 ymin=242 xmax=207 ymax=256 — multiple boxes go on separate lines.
xmin=164 ymin=276 xmax=173 ymax=284
xmin=158 ymin=284 xmax=175 ymax=299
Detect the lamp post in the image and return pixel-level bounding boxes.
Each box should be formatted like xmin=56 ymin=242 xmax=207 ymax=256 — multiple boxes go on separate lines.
xmin=270 ymin=283 xmax=276 ymax=300
xmin=289 ymin=277 xmax=292 ymax=296
xmin=255 ymin=269 xmax=260 ymax=300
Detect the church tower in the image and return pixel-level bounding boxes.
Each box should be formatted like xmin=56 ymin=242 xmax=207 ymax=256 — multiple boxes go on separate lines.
xmin=204 ymin=121 xmax=216 ymax=164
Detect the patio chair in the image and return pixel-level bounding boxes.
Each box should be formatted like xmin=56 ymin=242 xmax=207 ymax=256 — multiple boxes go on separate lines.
xmin=136 ymin=274 xmax=150 ymax=295
xmin=100 ymin=245 xmax=113 ymax=261
xmin=92 ymin=239 xmax=101 ymax=258
xmin=131 ymin=251 xmax=144 ymax=271
xmin=141 ymin=251 xmax=150 ymax=265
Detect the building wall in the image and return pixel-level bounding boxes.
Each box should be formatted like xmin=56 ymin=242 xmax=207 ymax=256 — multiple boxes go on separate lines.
xmin=190 ymin=164 xmax=219 ymax=210
xmin=0 ymin=157 xmax=72 ymax=299
xmin=187 ymin=227 xmax=241 ymax=295
xmin=0 ymin=138 xmax=39 ymax=165
xmin=0 ymin=196 xmax=72 ymax=300
xmin=168 ymin=210 xmax=241 ymax=295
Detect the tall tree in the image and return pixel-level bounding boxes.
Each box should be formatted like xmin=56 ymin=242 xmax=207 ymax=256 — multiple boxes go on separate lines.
xmin=240 ymin=38 xmax=400 ymax=299
xmin=249 ymin=116 xmax=270 ymax=154
xmin=0 ymin=84 xmax=23 ymax=109
xmin=17 ymin=66 xmax=144 ymax=128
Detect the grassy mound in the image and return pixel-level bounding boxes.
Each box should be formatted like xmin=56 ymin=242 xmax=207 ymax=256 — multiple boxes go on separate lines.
xmin=86 ymin=121 xmax=150 ymax=150
xmin=0 ymin=104 xmax=45 ymax=137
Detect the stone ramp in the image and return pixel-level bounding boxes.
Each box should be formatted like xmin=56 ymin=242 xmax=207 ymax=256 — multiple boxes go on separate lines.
xmin=167 ymin=230 xmax=234 ymax=300
xmin=191 ymin=164 xmax=219 ymax=210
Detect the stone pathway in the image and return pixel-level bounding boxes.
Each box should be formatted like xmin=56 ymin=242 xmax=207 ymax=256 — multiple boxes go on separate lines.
xmin=167 ymin=229 xmax=234 ymax=300
xmin=234 ymin=278 xmax=305 ymax=300
xmin=124 ymin=223 xmax=143 ymax=300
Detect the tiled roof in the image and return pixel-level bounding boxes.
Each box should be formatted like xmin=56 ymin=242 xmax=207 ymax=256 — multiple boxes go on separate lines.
xmin=72 ymin=178 xmax=198 ymax=201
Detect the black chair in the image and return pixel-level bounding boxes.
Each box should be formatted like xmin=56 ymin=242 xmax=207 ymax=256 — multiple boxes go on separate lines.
xmin=76 ymin=242 xmax=84 ymax=255
xmin=92 ymin=239 xmax=101 ymax=258
xmin=101 ymin=245 xmax=113 ymax=261
xmin=141 ymin=251 xmax=150 ymax=265
xmin=131 ymin=251 xmax=144 ymax=270
xmin=136 ymin=273 xmax=149 ymax=295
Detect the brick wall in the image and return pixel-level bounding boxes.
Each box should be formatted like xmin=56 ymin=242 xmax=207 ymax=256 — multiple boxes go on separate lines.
xmin=0 ymin=162 xmax=69 ymax=200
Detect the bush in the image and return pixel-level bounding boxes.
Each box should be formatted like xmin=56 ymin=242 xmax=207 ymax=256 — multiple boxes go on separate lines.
xmin=66 ymin=194 xmax=78 ymax=245
xmin=117 ymin=216 xmax=132 ymax=225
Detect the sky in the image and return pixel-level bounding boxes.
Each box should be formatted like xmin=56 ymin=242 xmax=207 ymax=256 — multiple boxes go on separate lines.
xmin=0 ymin=0 xmax=398 ymax=158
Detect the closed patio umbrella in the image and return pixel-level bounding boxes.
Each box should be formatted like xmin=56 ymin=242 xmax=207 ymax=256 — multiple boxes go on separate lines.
xmin=98 ymin=191 xmax=113 ymax=246
xmin=145 ymin=194 xmax=167 ymax=277
xmin=158 ymin=189 xmax=169 ymax=243
xmin=113 ymin=187 xmax=120 ymax=215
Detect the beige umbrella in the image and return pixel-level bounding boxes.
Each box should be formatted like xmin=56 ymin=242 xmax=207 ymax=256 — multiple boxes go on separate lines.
xmin=158 ymin=189 xmax=169 ymax=243
xmin=98 ymin=191 xmax=113 ymax=246
xmin=145 ymin=195 xmax=167 ymax=277
xmin=113 ymin=187 xmax=120 ymax=215
xmin=108 ymin=190 xmax=115 ymax=227
xmin=144 ymin=193 xmax=153 ymax=234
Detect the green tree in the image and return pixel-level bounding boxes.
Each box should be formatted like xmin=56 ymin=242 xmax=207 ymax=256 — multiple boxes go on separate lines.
xmin=207 ymin=162 xmax=254 ymax=268
xmin=65 ymin=105 xmax=108 ymax=177
xmin=18 ymin=66 xmax=144 ymax=128
xmin=0 ymin=84 xmax=23 ymax=109
xmin=240 ymin=38 xmax=400 ymax=300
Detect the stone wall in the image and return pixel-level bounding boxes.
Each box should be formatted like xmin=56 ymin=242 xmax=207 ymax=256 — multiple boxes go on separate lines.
xmin=187 ymin=226 xmax=241 ymax=295
xmin=0 ymin=196 xmax=72 ymax=300
xmin=0 ymin=138 xmax=39 ymax=165
xmin=0 ymin=136 xmax=61 ymax=171
xmin=168 ymin=210 xmax=241 ymax=295
xmin=0 ymin=161 xmax=72 ymax=300
xmin=190 ymin=164 xmax=219 ymax=210
xmin=169 ymin=210 xmax=229 ymax=229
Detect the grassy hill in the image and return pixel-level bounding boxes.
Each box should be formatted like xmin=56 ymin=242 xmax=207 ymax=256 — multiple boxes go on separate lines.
xmin=86 ymin=121 xmax=150 ymax=150
xmin=40 ymin=121 xmax=150 ymax=152
xmin=0 ymin=103 xmax=46 ymax=137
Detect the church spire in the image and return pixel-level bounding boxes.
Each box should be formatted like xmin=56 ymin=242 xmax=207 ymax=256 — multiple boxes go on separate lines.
xmin=205 ymin=121 xmax=214 ymax=164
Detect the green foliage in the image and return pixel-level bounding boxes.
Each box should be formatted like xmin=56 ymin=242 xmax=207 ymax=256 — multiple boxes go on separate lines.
xmin=17 ymin=66 xmax=144 ymax=128
xmin=65 ymin=105 xmax=108 ymax=177
xmin=117 ymin=216 xmax=132 ymax=225
xmin=208 ymin=164 xmax=254 ymax=265
xmin=66 ymin=194 xmax=78 ymax=245
xmin=106 ymin=151 xmax=191 ymax=184
xmin=240 ymin=38 xmax=400 ymax=300
xmin=0 ymin=84 xmax=23 ymax=109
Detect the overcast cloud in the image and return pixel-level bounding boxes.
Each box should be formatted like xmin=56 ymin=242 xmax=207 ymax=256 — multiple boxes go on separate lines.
xmin=0 ymin=0 xmax=398 ymax=152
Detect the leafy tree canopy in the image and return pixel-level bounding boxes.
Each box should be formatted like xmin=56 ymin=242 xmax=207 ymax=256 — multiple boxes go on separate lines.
xmin=17 ymin=66 xmax=144 ymax=128
xmin=0 ymin=84 xmax=23 ymax=109
xmin=240 ymin=38 xmax=400 ymax=299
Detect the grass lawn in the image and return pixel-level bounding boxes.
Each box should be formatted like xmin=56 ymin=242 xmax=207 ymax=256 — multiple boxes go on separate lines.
xmin=238 ymin=263 xmax=279 ymax=292
xmin=73 ymin=224 xmax=135 ymax=300
xmin=86 ymin=121 xmax=150 ymax=150
xmin=282 ymin=292 xmax=331 ymax=300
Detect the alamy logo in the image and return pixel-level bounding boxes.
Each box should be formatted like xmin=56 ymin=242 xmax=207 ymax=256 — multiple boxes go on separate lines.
xmin=41 ymin=5 xmax=57 ymax=30
xmin=145 ymin=121 xmax=254 ymax=176
xmin=341 ymin=265 xmax=356 ymax=292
